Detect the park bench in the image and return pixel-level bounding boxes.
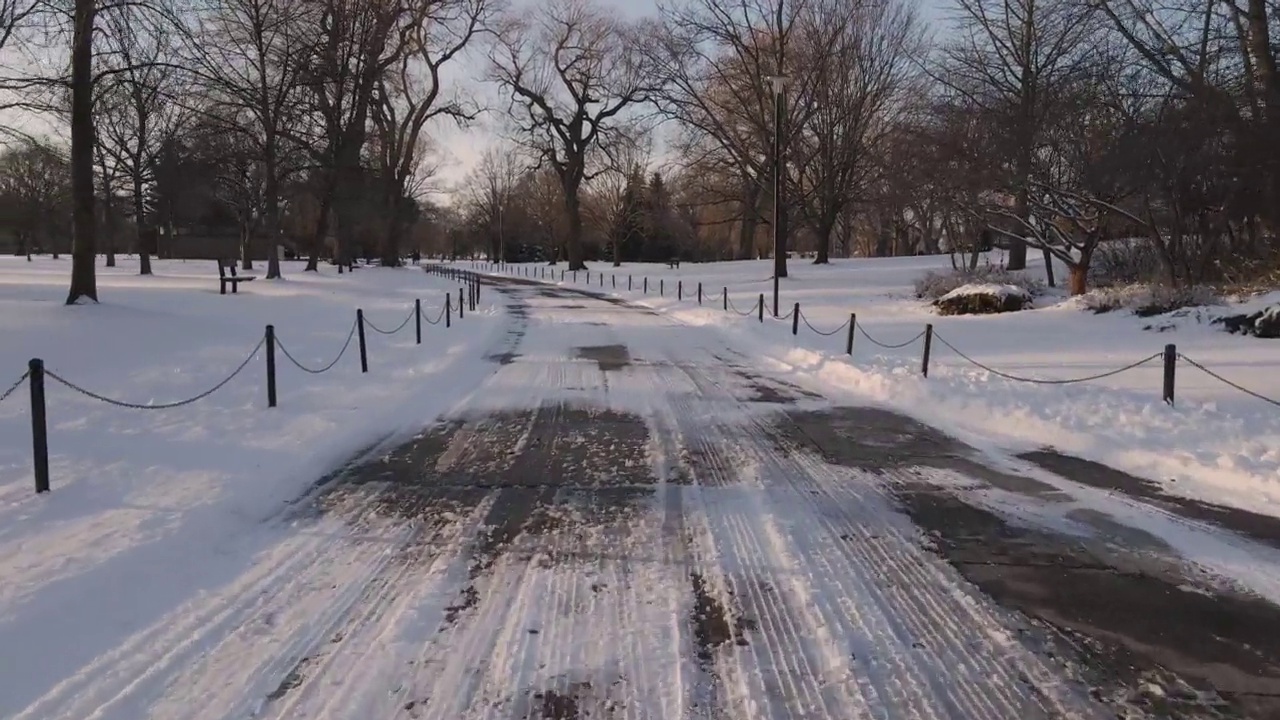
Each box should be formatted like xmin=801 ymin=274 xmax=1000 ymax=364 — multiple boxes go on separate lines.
xmin=667 ymin=257 xmax=681 ymax=269
xmin=217 ymin=259 xmax=256 ymax=295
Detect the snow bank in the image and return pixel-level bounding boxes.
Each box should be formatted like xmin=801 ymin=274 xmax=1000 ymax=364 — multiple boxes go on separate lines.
xmin=938 ymin=283 xmax=1031 ymax=302
xmin=487 ymin=256 xmax=1280 ymax=518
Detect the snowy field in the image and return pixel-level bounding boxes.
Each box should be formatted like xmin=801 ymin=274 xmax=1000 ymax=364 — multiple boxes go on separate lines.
xmin=483 ymin=254 xmax=1280 ymax=518
xmin=0 ymin=257 xmax=501 ymax=697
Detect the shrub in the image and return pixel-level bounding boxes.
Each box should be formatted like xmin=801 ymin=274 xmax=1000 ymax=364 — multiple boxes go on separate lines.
xmin=1080 ymin=284 xmax=1222 ymax=316
xmin=915 ymin=265 xmax=1045 ymax=301
xmin=1091 ymin=238 xmax=1165 ymax=286
xmin=934 ymin=283 xmax=1032 ymax=315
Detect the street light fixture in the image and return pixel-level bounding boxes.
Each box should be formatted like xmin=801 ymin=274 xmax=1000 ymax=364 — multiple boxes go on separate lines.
xmin=769 ymin=75 xmax=787 ymax=318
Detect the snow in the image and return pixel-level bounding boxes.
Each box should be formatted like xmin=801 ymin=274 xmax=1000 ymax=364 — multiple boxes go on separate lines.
xmin=494 ymin=254 xmax=1280 ymax=519
xmin=0 ymin=256 xmax=502 ymax=716
xmin=937 ymin=282 xmax=1031 ymax=302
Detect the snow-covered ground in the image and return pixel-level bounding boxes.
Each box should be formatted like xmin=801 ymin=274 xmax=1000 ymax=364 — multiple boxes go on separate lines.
xmin=486 ymin=254 xmax=1280 ymax=518
xmin=0 ymin=257 xmax=502 ymax=713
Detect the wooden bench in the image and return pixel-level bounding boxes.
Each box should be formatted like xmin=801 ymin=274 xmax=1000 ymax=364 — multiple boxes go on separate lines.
xmin=217 ymin=259 xmax=256 ymax=294
xmin=667 ymin=257 xmax=681 ymax=269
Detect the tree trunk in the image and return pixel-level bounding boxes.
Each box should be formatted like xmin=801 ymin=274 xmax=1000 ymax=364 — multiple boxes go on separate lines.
xmin=263 ymin=143 xmax=282 ymax=279
xmin=240 ymin=227 xmax=253 ymax=269
xmin=379 ymin=184 xmax=404 ymax=268
xmin=1042 ymin=246 xmax=1056 ymax=287
xmin=307 ymin=179 xmax=334 ymax=272
xmin=563 ymin=185 xmax=586 ymax=271
xmin=737 ymin=180 xmax=760 ymax=260
xmin=814 ymin=215 xmax=835 ymax=264
xmin=133 ymin=176 xmax=152 ymax=275
xmin=1067 ymin=263 xmax=1087 ymax=295
xmin=66 ymin=0 xmax=98 ymax=305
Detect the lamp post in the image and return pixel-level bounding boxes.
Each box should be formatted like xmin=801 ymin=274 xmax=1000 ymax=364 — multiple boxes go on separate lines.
xmin=770 ymin=74 xmax=787 ymax=318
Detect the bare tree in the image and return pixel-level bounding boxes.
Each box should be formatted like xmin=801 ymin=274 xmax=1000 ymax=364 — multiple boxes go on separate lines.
xmin=792 ymin=0 xmax=920 ymax=264
xmin=65 ymin=0 xmax=97 ymax=303
xmin=187 ymin=0 xmax=313 ymax=278
xmin=369 ymin=0 xmax=487 ymax=266
xmin=0 ymin=139 xmax=69 ymax=256
xmin=938 ymin=0 xmax=1099 ymax=272
xmin=653 ymin=0 xmax=820 ymax=275
xmin=489 ymin=0 xmax=656 ymax=271
xmin=95 ymin=6 xmax=186 ymax=276
xmin=462 ymin=141 xmax=525 ymax=261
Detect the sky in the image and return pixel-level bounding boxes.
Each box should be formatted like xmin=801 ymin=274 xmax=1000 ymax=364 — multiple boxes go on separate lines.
xmin=1 ymin=0 xmax=950 ymax=205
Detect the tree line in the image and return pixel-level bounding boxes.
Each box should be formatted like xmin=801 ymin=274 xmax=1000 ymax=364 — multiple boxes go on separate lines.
xmin=2 ymin=0 xmax=1277 ymax=303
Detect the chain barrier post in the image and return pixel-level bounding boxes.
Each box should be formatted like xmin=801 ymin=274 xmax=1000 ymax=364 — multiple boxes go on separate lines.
xmin=678 ymin=280 xmax=682 ymax=301
xmin=723 ymin=287 xmax=728 ymax=311
xmin=792 ymin=303 xmax=800 ymax=335
xmin=29 ymin=358 xmax=49 ymax=494
xmin=356 ymin=310 xmax=369 ymax=373
xmin=458 ymin=288 xmax=465 ymax=319
xmin=612 ymin=275 xmax=616 ymax=289
xmin=415 ymin=299 xmax=423 ymax=345
xmin=697 ymin=282 xmax=702 ymax=305
xmin=846 ymin=313 xmax=856 ymax=356
xmin=643 ymin=277 xmax=648 ymax=294
xmin=922 ymin=324 xmax=934 ymax=377
xmin=660 ymin=279 xmax=664 ymax=297
xmin=1163 ymin=344 xmax=1177 ymax=406
xmin=628 ymin=275 xmax=632 ymax=291
xmin=265 ymin=325 xmax=277 ymax=408
xmin=445 ymin=294 xmax=452 ymax=329
xmin=758 ymin=294 xmax=764 ymax=322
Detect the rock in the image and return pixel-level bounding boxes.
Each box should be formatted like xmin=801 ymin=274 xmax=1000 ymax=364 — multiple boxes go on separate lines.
xmin=934 ymin=283 xmax=1032 ymax=316
xmin=1217 ymin=304 xmax=1280 ymax=338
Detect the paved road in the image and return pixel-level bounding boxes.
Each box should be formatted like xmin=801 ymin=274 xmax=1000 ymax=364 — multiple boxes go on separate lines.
xmin=24 ymin=276 xmax=1280 ymax=720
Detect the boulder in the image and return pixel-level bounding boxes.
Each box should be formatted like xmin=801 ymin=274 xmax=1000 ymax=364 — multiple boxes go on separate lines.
xmin=933 ymin=283 xmax=1032 ymax=316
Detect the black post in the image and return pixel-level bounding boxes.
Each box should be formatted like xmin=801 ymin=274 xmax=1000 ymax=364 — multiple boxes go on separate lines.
xmin=29 ymin=358 xmax=49 ymax=494
xmin=678 ymin=280 xmax=682 ymax=301
xmin=612 ymin=275 xmax=616 ymax=289
xmin=697 ymin=282 xmax=702 ymax=304
xmin=458 ymin=288 xmax=465 ymax=319
xmin=1163 ymin=343 xmax=1177 ymax=406
xmin=845 ymin=313 xmax=856 ymax=356
xmin=758 ymin=293 xmax=764 ymax=322
xmin=629 ymin=275 xmax=632 ymax=291
xmin=922 ymin=324 xmax=934 ymax=377
xmin=265 ymin=325 xmax=277 ymax=408
xmin=356 ymin=310 xmax=369 ymax=373
xmin=773 ymin=274 xmax=780 ymax=318
xmin=415 ymin=299 xmax=422 ymax=345
xmin=644 ymin=277 xmax=648 ymax=294
xmin=723 ymin=287 xmax=728 ymax=311
xmin=445 ymin=294 xmax=452 ymax=328
xmin=792 ymin=303 xmax=799 ymax=335
xmin=660 ymin=279 xmax=664 ymax=296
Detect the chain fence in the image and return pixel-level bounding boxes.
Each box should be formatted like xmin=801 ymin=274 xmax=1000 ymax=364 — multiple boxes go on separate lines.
xmin=478 ymin=260 xmax=1277 ymax=409
xmin=10 ymin=278 xmax=474 ymax=493
xmin=1 ymin=371 xmax=30 ymax=405
xmin=278 ymin=320 xmax=359 ymax=374
xmin=45 ymin=337 xmax=267 ymax=410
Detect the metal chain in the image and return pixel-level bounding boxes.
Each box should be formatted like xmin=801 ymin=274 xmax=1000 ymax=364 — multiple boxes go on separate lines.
xmin=44 ymin=337 xmax=266 ymax=409
xmin=857 ymin=324 xmax=927 ymax=349
xmin=726 ymin=296 xmax=760 ymax=317
xmin=420 ymin=304 xmax=448 ymax=326
xmin=932 ymin=332 xmax=1163 ymax=385
xmin=0 ymin=371 xmax=29 ymax=405
xmin=799 ymin=310 xmax=851 ymax=337
xmin=365 ymin=307 xmax=415 ymax=335
xmin=276 ymin=320 xmax=358 ymax=374
xmin=1178 ymin=354 xmax=1280 ymax=407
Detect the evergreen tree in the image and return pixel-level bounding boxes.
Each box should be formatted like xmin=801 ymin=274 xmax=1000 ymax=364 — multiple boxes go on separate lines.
xmin=609 ymin=170 xmax=647 ymax=262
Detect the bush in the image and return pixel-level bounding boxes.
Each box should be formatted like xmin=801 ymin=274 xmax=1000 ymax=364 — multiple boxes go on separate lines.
xmin=1080 ymin=284 xmax=1222 ymax=316
xmin=1217 ymin=304 xmax=1280 ymax=339
xmin=934 ymin=283 xmax=1032 ymax=315
xmin=914 ymin=265 xmax=1045 ymax=301
xmin=1091 ymin=238 xmax=1165 ymax=286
